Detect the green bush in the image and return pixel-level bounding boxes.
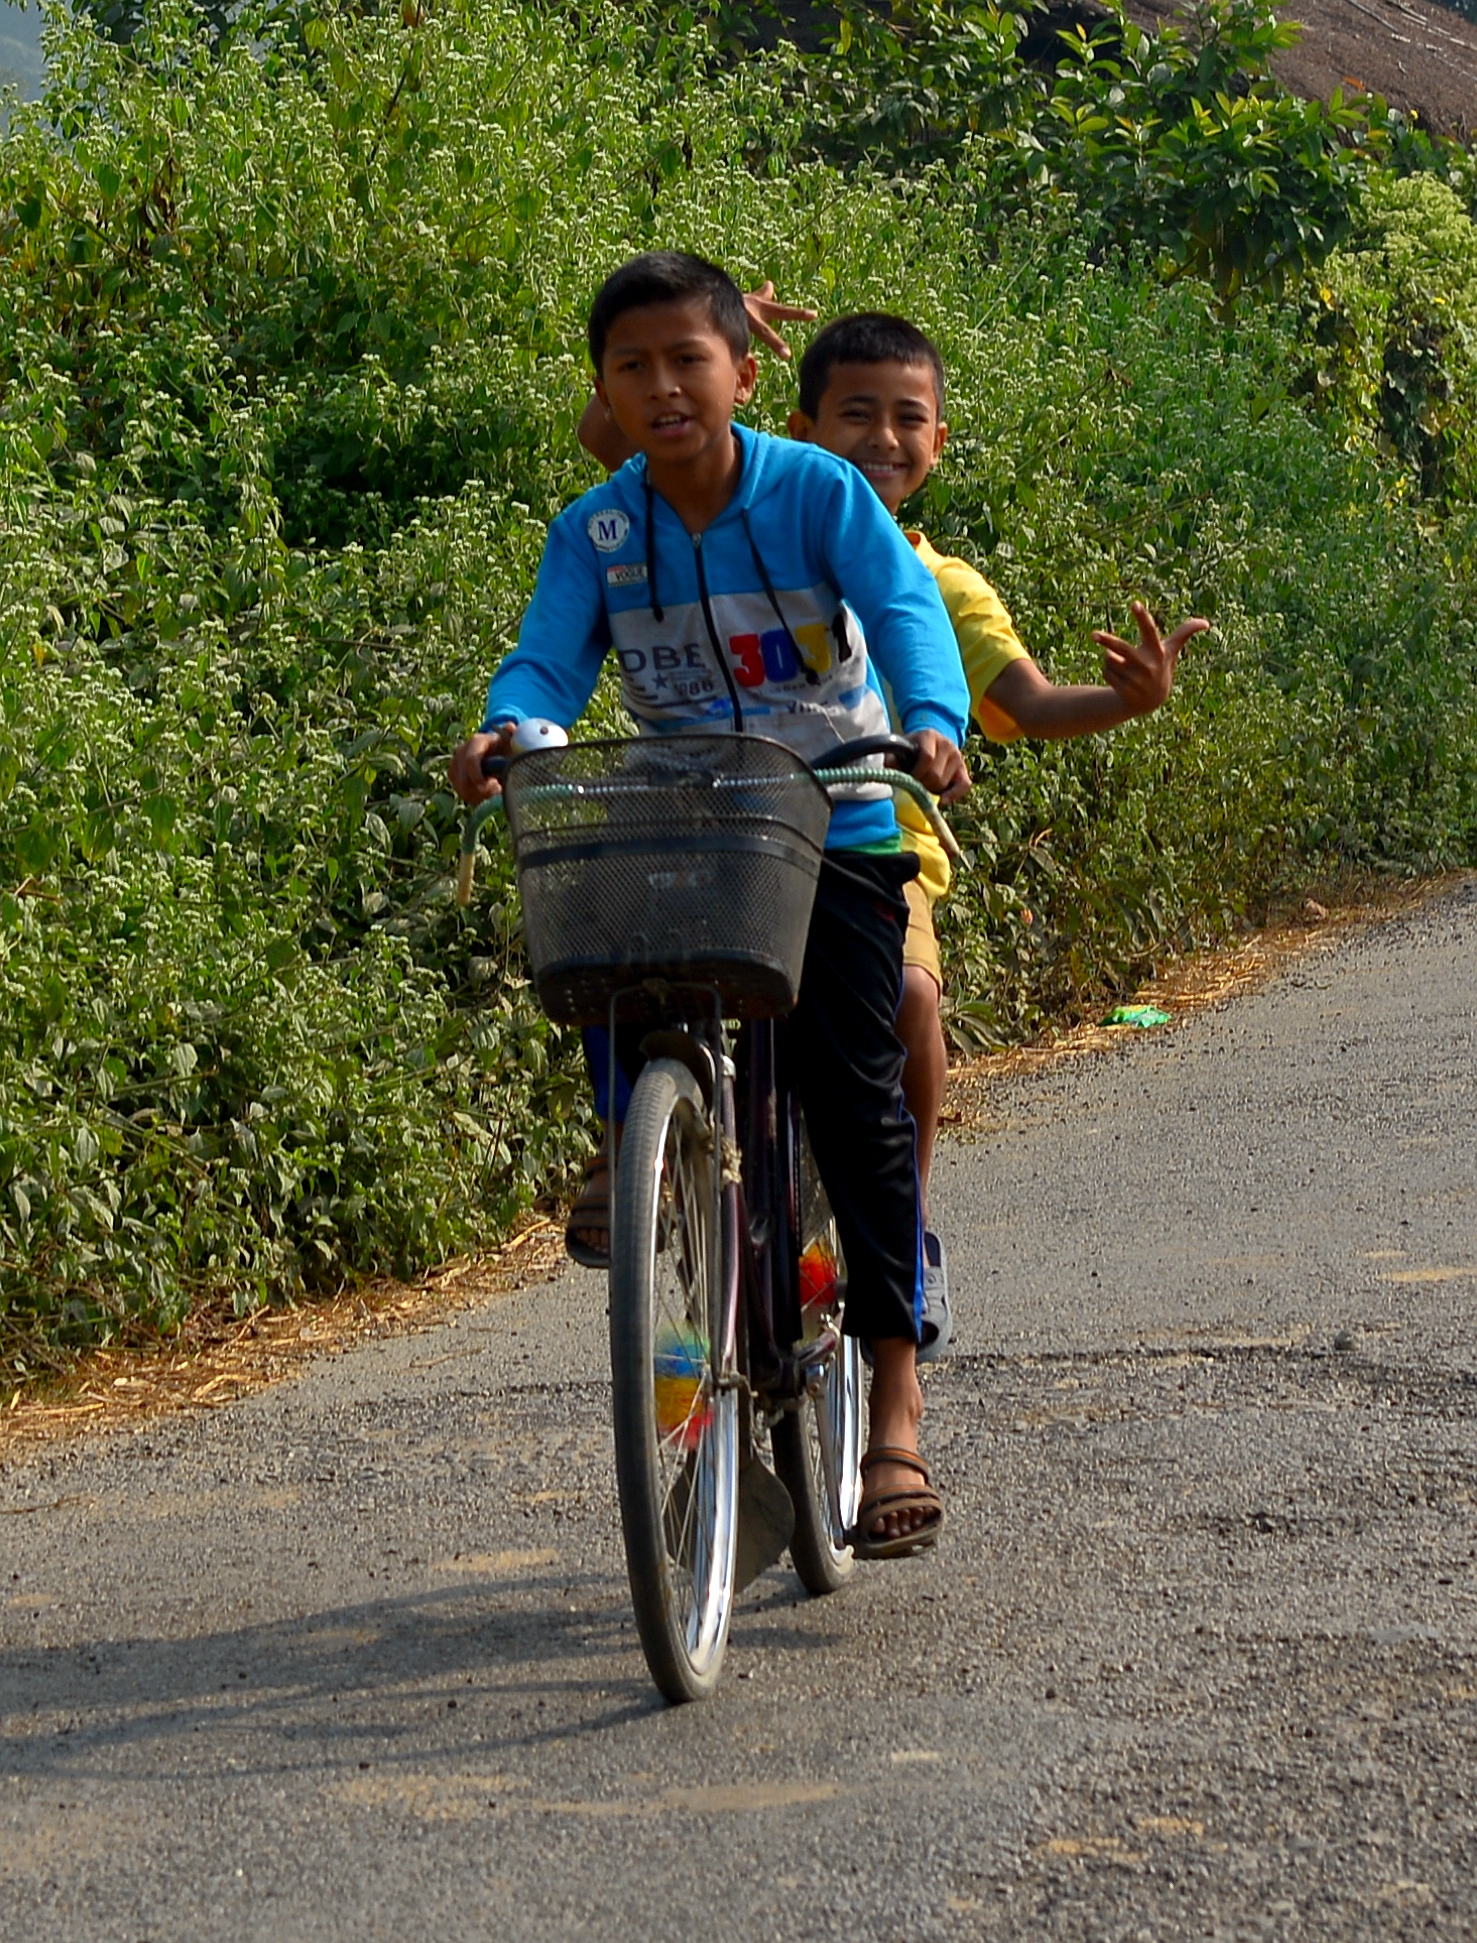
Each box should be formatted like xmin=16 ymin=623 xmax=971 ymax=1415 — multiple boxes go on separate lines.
xmin=1 ymin=0 xmax=1475 ymax=1354
xmin=898 ymin=248 xmax=1477 ymax=1039
xmin=800 ymin=0 xmax=1398 ymax=302
xmin=1304 ymin=174 xmax=1477 ymax=501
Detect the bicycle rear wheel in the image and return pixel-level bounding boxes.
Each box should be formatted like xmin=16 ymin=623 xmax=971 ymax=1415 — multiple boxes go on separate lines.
xmin=609 ymin=1057 xmax=738 ymax=1702
xmin=771 ymin=1201 xmax=864 ymax=1596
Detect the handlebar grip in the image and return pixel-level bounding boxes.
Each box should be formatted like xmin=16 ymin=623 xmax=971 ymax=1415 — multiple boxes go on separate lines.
xmin=822 ymin=733 xmax=920 ymax=774
xmin=480 ymin=754 xmax=509 ymax=781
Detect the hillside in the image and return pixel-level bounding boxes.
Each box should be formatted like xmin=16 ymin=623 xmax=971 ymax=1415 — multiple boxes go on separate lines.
xmin=1129 ymin=0 xmax=1476 ymax=140
xmin=5 ymin=0 xmax=1475 ymax=138
xmin=3 ymin=0 xmax=1477 ymax=1347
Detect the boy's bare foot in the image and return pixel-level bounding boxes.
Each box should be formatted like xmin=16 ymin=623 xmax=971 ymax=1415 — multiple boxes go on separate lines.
xmin=851 ymin=1338 xmax=943 ymax=1554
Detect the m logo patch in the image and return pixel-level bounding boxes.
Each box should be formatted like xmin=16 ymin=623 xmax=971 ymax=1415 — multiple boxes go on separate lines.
xmin=587 ymin=508 xmax=631 ymax=552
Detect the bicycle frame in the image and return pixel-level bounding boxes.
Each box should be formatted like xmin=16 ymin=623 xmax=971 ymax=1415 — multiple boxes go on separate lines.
xmin=457 ymin=732 xmax=951 ymax=1453
xmin=602 ymin=980 xmax=837 ymax=1433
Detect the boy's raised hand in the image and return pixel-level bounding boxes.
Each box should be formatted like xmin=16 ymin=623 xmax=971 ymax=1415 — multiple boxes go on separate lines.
xmin=742 ymin=280 xmax=818 ymax=361
xmin=1093 ymin=602 xmax=1209 ymax=717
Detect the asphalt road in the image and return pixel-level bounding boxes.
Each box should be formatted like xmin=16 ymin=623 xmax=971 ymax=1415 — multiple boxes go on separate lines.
xmin=3 ymin=880 xmax=1475 ymax=1941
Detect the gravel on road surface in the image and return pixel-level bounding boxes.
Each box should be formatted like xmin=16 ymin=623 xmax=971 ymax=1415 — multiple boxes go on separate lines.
xmin=3 ymin=878 xmax=1474 ymax=1942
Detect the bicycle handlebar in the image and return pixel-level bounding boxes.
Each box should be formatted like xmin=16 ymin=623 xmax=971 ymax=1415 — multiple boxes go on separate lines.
xmin=809 ymin=763 xmax=964 ymax=864
xmin=813 ymin=737 xmax=963 ymax=859
xmin=457 ymin=734 xmax=964 ymax=903
xmin=823 ymin=733 xmax=920 ymax=774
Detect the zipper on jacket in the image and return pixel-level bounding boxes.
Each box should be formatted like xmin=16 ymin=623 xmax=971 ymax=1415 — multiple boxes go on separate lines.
xmin=692 ymin=530 xmax=744 ymax=732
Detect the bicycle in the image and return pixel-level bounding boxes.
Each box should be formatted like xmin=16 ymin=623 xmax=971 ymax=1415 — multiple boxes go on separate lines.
xmin=459 ymin=729 xmax=960 ymax=1703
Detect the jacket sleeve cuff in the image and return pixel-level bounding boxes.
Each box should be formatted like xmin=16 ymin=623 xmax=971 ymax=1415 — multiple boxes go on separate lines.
xmin=479 ymin=703 xmax=527 ymax=733
xmin=900 ymin=705 xmax=965 ymax=743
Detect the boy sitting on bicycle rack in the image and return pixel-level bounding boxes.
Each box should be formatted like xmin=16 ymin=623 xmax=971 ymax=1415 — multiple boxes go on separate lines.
xmin=788 ymin=314 xmax=1209 ymax=1345
xmin=450 ymin=251 xmax=969 ymax=1558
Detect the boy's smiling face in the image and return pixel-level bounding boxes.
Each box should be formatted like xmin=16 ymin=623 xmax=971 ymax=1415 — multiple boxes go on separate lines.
xmin=789 ymin=358 xmax=946 ymax=516
xmin=594 ymin=295 xmax=757 ymax=474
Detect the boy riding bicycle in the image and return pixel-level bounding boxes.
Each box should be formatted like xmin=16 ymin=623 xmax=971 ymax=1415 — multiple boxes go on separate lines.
xmin=451 ymin=252 xmax=968 ymax=1557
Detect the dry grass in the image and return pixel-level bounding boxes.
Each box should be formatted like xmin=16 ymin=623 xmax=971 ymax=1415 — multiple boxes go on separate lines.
xmin=2 ymin=870 xmax=1465 ymax=1458
xmin=0 ymin=1216 xmax=566 ymax=1461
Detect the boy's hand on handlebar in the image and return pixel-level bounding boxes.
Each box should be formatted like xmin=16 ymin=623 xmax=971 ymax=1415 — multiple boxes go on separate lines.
xmin=450 ymin=723 xmax=515 ymax=805
xmin=907 ymin=731 xmax=971 ymax=806
xmin=1094 ymin=602 xmax=1209 ymax=717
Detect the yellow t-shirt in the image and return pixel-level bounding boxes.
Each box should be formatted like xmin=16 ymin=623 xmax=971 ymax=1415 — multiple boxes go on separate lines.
xmin=896 ymin=530 xmax=1029 ymax=902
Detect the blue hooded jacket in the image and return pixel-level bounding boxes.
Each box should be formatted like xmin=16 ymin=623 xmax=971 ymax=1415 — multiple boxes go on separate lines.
xmin=483 ymin=425 xmax=968 ymax=848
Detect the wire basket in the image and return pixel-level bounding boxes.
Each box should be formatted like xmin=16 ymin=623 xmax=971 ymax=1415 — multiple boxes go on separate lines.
xmin=502 ymin=734 xmax=833 ymax=1024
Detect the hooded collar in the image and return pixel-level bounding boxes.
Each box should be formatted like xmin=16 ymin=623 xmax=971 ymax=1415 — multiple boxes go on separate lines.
xmin=627 ymin=421 xmax=769 ymax=531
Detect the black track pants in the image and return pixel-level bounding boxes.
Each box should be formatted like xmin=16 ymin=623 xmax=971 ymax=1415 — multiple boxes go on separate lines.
xmin=781 ymin=849 xmax=924 ymax=1346
xmin=583 ymin=849 xmax=925 ymax=1346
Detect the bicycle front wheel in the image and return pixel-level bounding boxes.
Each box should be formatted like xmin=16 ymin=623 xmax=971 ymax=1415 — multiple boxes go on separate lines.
xmin=609 ymin=1057 xmax=738 ymax=1703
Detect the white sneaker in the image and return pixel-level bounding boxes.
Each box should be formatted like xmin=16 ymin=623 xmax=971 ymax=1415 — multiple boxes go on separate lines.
xmin=918 ymin=1229 xmax=953 ymax=1363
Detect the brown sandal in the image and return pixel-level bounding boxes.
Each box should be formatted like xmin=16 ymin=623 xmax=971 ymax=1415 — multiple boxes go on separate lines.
xmin=846 ymin=1446 xmax=944 ymax=1560
xmin=565 ymin=1157 xmax=609 ymax=1270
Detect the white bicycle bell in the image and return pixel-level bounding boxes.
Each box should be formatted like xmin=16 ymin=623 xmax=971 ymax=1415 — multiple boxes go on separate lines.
xmin=510 ymin=718 xmax=569 ymax=754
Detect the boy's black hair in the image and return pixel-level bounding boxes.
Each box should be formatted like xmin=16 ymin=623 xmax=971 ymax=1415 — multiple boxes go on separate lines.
xmin=797 ymin=313 xmax=945 ymax=421
xmin=588 ymin=252 xmax=750 ymax=372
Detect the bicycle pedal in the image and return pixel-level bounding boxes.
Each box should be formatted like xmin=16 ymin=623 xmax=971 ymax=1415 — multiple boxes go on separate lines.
xmin=796 ymin=1328 xmax=841 ymax=1396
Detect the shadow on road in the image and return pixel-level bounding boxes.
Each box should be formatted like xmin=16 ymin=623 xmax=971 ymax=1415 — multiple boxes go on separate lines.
xmin=2 ymin=1570 xmax=654 ymax=1765
xmin=1 ymin=1559 xmax=852 ymax=1779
